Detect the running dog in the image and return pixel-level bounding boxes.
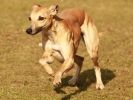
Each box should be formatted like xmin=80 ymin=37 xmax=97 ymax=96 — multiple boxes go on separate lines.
xmin=26 ymin=4 xmax=104 ymax=89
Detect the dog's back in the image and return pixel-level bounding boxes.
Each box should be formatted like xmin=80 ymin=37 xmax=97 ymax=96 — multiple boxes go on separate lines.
xmin=59 ymin=8 xmax=85 ymax=26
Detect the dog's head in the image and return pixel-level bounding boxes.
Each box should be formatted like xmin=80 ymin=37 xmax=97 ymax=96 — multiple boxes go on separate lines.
xmin=26 ymin=4 xmax=59 ymax=35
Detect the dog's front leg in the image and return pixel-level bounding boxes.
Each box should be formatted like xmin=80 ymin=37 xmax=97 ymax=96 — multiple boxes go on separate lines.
xmin=39 ymin=40 xmax=56 ymax=76
xmin=53 ymin=58 xmax=74 ymax=88
xmin=39 ymin=51 xmax=54 ymax=76
xmin=53 ymin=44 xmax=74 ymax=88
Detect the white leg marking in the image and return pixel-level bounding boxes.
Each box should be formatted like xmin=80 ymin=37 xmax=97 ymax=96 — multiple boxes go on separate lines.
xmin=95 ymin=67 xmax=104 ymax=90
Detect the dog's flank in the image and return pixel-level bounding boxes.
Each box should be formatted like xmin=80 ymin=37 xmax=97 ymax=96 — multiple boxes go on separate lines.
xmin=26 ymin=5 xmax=104 ymax=90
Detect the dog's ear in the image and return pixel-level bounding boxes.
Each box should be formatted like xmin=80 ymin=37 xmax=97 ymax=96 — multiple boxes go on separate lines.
xmin=49 ymin=5 xmax=59 ymax=16
xmin=32 ymin=4 xmax=41 ymax=11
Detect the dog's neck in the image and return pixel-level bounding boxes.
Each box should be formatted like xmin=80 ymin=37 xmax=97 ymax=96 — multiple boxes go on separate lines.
xmin=53 ymin=15 xmax=63 ymax=21
xmin=44 ymin=16 xmax=63 ymax=42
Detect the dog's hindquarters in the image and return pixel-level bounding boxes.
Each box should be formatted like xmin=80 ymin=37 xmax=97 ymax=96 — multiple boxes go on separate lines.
xmin=81 ymin=14 xmax=99 ymax=59
xmin=81 ymin=14 xmax=104 ymax=89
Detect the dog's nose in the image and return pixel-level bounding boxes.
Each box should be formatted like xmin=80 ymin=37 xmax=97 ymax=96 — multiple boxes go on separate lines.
xmin=26 ymin=28 xmax=32 ymax=34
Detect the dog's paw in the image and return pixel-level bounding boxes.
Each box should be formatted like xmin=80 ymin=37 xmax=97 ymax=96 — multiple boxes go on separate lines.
xmin=68 ymin=77 xmax=77 ymax=86
xmin=53 ymin=72 xmax=62 ymax=89
xmin=96 ymin=83 xmax=104 ymax=90
xmin=53 ymin=82 xmax=62 ymax=90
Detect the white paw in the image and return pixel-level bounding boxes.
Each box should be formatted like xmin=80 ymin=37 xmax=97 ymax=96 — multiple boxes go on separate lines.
xmin=96 ymin=83 xmax=104 ymax=90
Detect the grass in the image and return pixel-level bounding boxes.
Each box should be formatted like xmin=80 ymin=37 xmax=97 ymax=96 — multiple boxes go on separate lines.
xmin=0 ymin=0 xmax=133 ymax=100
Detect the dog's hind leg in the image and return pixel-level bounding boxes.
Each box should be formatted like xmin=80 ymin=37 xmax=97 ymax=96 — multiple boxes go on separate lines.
xmin=92 ymin=56 xmax=104 ymax=90
xmin=81 ymin=18 xmax=104 ymax=89
xmin=68 ymin=55 xmax=84 ymax=86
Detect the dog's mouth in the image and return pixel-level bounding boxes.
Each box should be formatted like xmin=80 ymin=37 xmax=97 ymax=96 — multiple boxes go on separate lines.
xmin=26 ymin=27 xmax=43 ymax=35
xmin=32 ymin=27 xmax=43 ymax=35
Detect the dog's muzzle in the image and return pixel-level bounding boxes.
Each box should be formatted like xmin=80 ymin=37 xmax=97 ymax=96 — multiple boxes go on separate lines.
xmin=26 ymin=27 xmax=42 ymax=35
xmin=26 ymin=28 xmax=32 ymax=34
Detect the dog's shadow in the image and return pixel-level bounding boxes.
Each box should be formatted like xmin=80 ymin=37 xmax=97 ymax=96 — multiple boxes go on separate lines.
xmin=56 ymin=68 xmax=116 ymax=100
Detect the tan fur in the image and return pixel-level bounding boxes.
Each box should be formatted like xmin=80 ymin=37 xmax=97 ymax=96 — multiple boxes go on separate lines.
xmin=26 ymin=5 xmax=104 ymax=89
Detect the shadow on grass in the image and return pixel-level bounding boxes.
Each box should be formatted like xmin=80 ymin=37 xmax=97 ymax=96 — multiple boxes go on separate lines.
xmin=59 ymin=68 xmax=116 ymax=100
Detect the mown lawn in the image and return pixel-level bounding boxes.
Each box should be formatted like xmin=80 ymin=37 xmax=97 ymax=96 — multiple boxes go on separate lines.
xmin=0 ymin=0 xmax=133 ymax=100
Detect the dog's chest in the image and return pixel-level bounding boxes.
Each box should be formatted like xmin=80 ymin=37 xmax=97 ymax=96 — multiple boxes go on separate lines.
xmin=47 ymin=30 xmax=65 ymax=43
xmin=47 ymin=30 xmax=57 ymax=42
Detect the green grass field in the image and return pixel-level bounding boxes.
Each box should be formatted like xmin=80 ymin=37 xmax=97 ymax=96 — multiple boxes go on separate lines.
xmin=0 ymin=0 xmax=133 ymax=100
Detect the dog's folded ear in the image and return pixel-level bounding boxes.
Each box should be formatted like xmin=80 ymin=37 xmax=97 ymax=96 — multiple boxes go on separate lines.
xmin=32 ymin=4 xmax=42 ymax=11
xmin=49 ymin=5 xmax=59 ymax=16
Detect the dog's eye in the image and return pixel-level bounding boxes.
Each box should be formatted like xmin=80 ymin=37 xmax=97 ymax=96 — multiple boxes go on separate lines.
xmin=38 ymin=16 xmax=45 ymax=21
xmin=28 ymin=17 xmax=31 ymax=21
